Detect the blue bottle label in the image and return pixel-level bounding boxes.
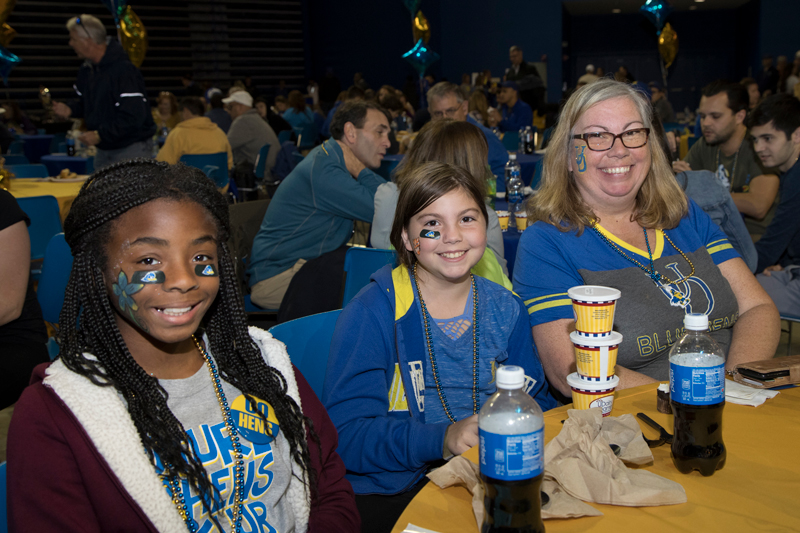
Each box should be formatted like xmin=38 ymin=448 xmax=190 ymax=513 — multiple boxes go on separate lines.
xmin=670 ymin=362 xmax=725 ymax=405
xmin=479 ymin=427 xmax=543 ymax=480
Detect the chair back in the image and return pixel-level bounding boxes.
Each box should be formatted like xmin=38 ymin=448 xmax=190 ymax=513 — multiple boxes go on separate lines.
xmin=294 ymin=121 xmax=319 ymax=149
xmin=376 ymin=158 xmax=401 ymax=181
xmin=179 ymin=152 xmax=229 ymax=189
xmin=49 ymin=132 xmax=67 ymax=154
xmin=7 ymin=140 xmax=24 ymax=154
xmin=17 ymin=195 xmax=63 ymax=262
xmin=502 ymin=130 xmax=519 ymax=151
xmin=3 ymin=154 xmax=28 ymax=165
xmin=0 ymin=461 xmax=6 ymax=533
xmin=268 ymin=309 xmax=342 ymax=397
xmin=278 ymin=130 xmax=292 ymax=144
xmin=37 ymin=233 xmax=73 ymax=324
xmin=342 ymin=247 xmax=397 ymax=306
xmin=254 ymin=143 xmax=271 ymax=179
xmin=7 ymin=164 xmax=48 ymax=178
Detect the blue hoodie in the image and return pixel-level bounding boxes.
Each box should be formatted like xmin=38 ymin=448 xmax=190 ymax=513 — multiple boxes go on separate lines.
xmin=322 ymin=264 xmax=556 ymax=495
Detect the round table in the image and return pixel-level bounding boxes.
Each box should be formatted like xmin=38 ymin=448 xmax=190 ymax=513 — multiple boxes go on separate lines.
xmin=8 ymin=178 xmax=87 ymax=222
xmin=391 ymin=382 xmax=800 ymax=532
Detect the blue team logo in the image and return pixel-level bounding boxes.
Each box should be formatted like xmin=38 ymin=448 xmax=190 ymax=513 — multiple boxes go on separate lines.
xmin=231 ymin=395 xmax=280 ymax=444
xmin=140 ymin=271 xmax=160 ymax=283
xmin=656 ymin=262 xmax=714 ymax=314
xmin=195 ymin=264 xmax=218 ymax=277
xmin=575 ymin=145 xmax=587 ymax=173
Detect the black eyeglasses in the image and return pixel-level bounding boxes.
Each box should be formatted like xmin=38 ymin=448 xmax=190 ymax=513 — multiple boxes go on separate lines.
xmin=74 ymin=17 xmax=92 ymax=40
xmin=572 ymin=128 xmax=650 ymax=151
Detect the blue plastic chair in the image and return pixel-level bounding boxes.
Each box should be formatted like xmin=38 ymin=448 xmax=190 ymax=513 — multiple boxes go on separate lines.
xmin=7 ymin=164 xmax=48 ymax=178
xmin=342 ymin=247 xmax=397 ymax=306
xmin=180 ymin=153 xmax=229 ymax=189
xmin=269 ymin=309 xmax=342 ymax=398
xmin=49 ymin=132 xmax=67 ymax=154
xmin=0 ymin=461 xmax=6 ymax=533
xmin=7 ymin=140 xmax=24 ymax=154
xmin=17 ymin=195 xmax=63 ymax=267
xmin=278 ymin=130 xmax=292 ymax=144
xmin=254 ymin=143 xmax=271 ymax=179
xmin=295 ymin=121 xmax=319 ymax=149
xmin=37 ymin=233 xmax=73 ymax=325
xmin=501 ymin=131 xmax=519 ymax=152
xmin=377 ymin=158 xmax=401 ymax=181
xmin=3 ymin=154 xmax=28 ymax=165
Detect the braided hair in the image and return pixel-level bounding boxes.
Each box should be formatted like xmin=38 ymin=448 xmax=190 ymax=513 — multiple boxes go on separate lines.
xmin=59 ymin=158 xmax=316 ymax=524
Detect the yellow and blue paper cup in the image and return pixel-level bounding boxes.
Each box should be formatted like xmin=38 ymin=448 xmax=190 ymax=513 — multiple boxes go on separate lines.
xmin=567 ymin=373 xmax=619 ymax=417
xmin=567 ymin=285 xmax=621 ymax=337
xmin=570 ymin=330 xmax=622 ymax=382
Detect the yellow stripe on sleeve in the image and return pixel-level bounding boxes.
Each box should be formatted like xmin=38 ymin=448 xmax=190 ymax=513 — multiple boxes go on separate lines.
xmin=707 ymin=238 xmax=728 ymax=247
xmin=707 ymin=243 xmax=733 ymax=255
xmin=524 ymin=293 xmax=568 ymax=306
xmin=528 ymin=298 xmax=573 ymax=315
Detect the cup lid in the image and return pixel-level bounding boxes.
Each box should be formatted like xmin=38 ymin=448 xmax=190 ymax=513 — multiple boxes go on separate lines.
xmin=566 ymin=372 xmax=619 ymax=391
xmin=570 ymin=330 xmax=623 ymax=346
xmin=567 ymin=285 xmax=621 ymax=302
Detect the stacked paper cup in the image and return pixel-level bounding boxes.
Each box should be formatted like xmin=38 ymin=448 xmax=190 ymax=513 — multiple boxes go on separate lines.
xmin=565 ymin=285 xmax=622 ymax=417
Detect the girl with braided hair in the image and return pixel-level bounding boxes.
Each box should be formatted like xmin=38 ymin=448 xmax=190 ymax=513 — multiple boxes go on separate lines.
xmin=7 ymin=159 xmax=358 ymax=532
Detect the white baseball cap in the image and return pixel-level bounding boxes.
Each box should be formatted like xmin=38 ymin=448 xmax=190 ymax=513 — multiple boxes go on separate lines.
xmin=222 ymin=91 xmax=252 ymax=107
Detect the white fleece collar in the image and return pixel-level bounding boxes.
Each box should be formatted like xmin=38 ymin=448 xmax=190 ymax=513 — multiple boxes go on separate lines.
xmin=44 ymin=327 xmax=310 ymax=533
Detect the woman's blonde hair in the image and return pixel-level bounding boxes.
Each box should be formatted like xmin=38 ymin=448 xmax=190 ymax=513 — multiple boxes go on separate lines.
xmin=393 ymin=119 xmax=491 ymax=190
xmin=529 ymin=78 xmax=687 ymax=233
xmin=468 ymin=91 xmax=490 ymax=127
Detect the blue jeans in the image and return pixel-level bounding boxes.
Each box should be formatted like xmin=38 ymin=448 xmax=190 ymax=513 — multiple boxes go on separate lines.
xmin=93 ymin=139 xmax=154 ymax=172
xmin=675 ymin=170 xmax=758 ymax=273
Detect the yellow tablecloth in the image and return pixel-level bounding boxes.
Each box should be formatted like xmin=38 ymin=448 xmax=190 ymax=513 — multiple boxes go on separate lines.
xmin=8 ymin=178 xmax=86 ymax=223
xmin=392 ymin=382 xmax=800 ymax=532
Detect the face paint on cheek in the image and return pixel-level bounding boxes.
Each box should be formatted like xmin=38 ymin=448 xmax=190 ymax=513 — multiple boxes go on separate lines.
xmin=196 ymin=264 xmax=219 ymax=277
xmin=575 ymin=145 xmax=587 ymax=173
xmin=419 ymin=229 xmax=440 ymax=240
xmin=111 ymin=270 xmax=149 ymax=333
xmin=131 ymin=270 xmax=165 ymax=284
xmin=413 ymin=238 xmax=421 ymax=255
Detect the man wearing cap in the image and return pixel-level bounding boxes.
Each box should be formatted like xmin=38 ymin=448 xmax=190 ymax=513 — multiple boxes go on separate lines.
xmin=224 ymin=89 xmax=280 ymax=172
xmin=247 ymin=100 xmax=390 ymax=310
xmin=577 ymin=65 xmax=599 ymax=87
xmin=495 ymin=81 xmax=532 ymax=133
xmin=52 ymin=14 xmax=155 ymax=170
xmin=649 ymin=82 xmax=674 ymax=123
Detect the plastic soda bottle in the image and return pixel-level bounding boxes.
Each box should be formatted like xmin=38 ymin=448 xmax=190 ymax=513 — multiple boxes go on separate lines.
xmin=669 ymin=313 xmax=726 ymax=476
xmin=66 ymin=131 xmax=75 ymax=157
xmin=479 ymin=365 xmax=545 ymax=533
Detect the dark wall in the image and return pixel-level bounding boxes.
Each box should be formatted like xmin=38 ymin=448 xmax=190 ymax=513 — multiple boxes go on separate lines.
xmin=304 ymin=0 xmax=563 ymax=105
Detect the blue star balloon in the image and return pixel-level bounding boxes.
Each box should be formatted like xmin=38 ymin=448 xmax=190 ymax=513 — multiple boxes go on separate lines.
xmin=101 ymin=0 xmax=128 ymax=23
xmin=640 ymin=0 xmax=673 ymax=33
xmin=403 ymin=0 xmax=421 ymax=15
xmin=0 ymin=45 xmax=20 ymax=85
xmin=403 ymin=38 xmax=440 ymax=77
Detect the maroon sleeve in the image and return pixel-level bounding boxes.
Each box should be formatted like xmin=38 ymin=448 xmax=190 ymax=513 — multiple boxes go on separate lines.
xmin=293 ymin=364 xmax=361 ymax=533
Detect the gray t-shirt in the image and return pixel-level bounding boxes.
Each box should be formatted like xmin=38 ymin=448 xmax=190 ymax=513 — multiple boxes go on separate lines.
xmin=159 ymin=356 xmax=296 ymax=533
xmin=683 ymin=134 xmax=777 ymax=234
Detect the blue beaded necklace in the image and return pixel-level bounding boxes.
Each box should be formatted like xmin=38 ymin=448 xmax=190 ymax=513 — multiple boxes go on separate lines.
xmin=162 ymin=336 xmax=245 ymax=533
xmin=412 ymin=262 xmax=479 ymax=423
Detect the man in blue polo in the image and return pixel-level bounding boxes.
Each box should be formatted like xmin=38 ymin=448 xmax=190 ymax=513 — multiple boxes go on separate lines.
xmin=496 ymin=81 xmax=532 ymax=133
xmin=248 ymin=100 xmax=390 ymax=309
xmin=426 ymin=81 xmax=508 ymax=179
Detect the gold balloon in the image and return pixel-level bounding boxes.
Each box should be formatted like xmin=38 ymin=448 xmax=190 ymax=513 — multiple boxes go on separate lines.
xmin=0 ymin=157 xmax=13 ymax=191
xmin=658 ymin=23 xmax=679 ymax=69
xmin=0 ymin=0 xmax=16 ymax=26
xmin=118 ymin=5 xmax=147 ymax=67
xmin=413 ymin=10 xmax=430 ymax=45
xmin=0 ymin=23 xmax=15 ymax=47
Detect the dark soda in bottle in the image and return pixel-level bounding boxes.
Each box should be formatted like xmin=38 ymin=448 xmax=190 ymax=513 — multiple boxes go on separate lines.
xmin=479 ymin=365 xmax=545 ymax=533
xmin=669 ymin=313 xmax=726 ymax=476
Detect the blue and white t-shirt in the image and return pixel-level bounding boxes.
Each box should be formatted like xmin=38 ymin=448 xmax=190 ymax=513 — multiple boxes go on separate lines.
xmin=513 ymin=200 xmax=741 ymax=380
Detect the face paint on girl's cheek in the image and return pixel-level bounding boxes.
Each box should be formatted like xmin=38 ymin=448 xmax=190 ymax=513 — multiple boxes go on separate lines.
xmin=575 ymin=145 xmax=588 ymax=173
xmin=111 ymin=270 xmax=149 ymax=333
xmin=419 ymin=229 xmax=440 ymax=240
xmin=131 ymin=270 xmax=165 ymax=284
xmin=413 ymin=238 xmax=421 ymax=255
xmin=195 ymin=264 xmax=219 ymax=277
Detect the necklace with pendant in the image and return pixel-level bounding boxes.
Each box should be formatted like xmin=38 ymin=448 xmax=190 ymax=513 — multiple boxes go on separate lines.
xmin=412 ymin=262 xmax=479 ymax=423
xmin=590 ymin=223 xmax=695 ymax=300
xmin=162 ymin=336 xmax=245 ymax=533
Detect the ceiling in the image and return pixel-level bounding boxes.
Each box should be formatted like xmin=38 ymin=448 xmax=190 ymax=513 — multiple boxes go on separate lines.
xmin=562 ymin=0 xmax=752 ymax=16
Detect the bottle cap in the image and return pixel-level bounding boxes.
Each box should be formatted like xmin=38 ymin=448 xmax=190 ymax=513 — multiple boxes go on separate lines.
xmin=684 ymin=312 xmax=708 ymax=331
xmin=496 ymin=365 xmax=525 ymax=389
xmin=509 ymin=152 xmax=517 ymax=160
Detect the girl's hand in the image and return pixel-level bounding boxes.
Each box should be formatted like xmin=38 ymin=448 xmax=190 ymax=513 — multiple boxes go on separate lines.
xmin=444 ymin=414 xmax=479 ymax=456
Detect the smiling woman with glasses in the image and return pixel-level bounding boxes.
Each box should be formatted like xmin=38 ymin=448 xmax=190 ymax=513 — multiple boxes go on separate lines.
xmin=511 ymin=77 xmax=780 ymax=400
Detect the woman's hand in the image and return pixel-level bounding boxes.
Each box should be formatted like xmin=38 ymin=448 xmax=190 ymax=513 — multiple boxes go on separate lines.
xmin=444 ymin=414 xmax=479 ymax=456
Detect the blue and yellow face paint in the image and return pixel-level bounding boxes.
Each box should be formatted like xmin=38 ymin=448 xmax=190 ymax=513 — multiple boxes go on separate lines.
xmin=111 ymin=271 xmax=149 ymax=332
xmin=131 ymin=270 xmax=165 ymax=284
xmin=419 ymin=229 xmax=440 ymax=240
xmin=575 ymin=145 xmax=587 ymax=173
xmin=196 ymin=264 xmax=218 ymax=277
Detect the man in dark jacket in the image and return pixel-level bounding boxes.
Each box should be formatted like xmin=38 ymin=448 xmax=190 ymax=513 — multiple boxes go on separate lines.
xmin=52 ymin=14 xmax=155 ymax=171
xmin=505 ymin=45 xmax=545 ymax=113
